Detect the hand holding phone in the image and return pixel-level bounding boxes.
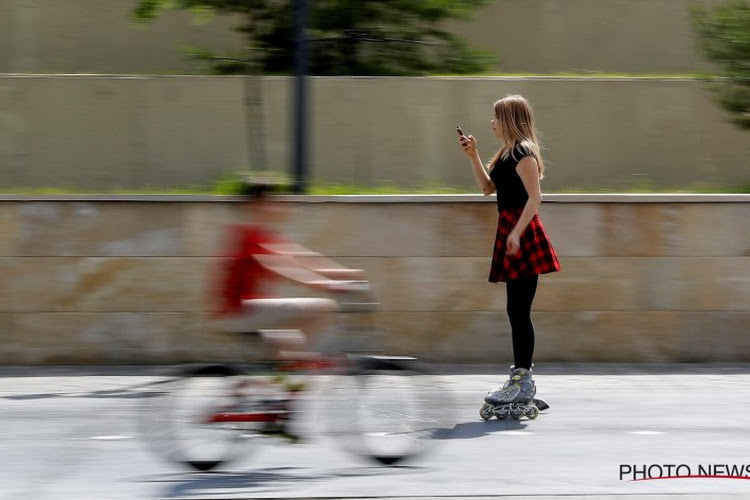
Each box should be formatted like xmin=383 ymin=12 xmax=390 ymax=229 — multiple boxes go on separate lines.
xmin=457 ymin=125 xmax=476 ymax=156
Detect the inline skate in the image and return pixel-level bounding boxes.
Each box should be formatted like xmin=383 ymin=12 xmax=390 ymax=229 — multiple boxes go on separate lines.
xmin=479 ymin=366 xmax=548 ymax=421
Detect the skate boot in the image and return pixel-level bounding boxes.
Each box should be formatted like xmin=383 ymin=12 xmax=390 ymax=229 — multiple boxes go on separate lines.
xmin=480 ymin=366 xmax=543 ymax=421
xmin=485 ymin=366 xmax=535 ymax=405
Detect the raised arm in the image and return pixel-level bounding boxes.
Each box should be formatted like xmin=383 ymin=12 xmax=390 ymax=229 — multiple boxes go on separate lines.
xmin=459 ymin=134 xmax=495 ymax=196
xmin=252 ymin=253 xmax=359 ymax=294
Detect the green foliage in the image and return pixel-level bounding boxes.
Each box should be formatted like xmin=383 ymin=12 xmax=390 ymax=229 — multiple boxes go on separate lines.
xmin=3 ymin=178 xmax=750 ymax=195
xmin=557 ymin=181 xmax=750 ymax=194
xmin=131 ymin=0 xmax=494 ymax=75
xmin=691 ymin=0 xmax=750 ymax=129
xmin=307 ymin=181 xmax=470 ymax=195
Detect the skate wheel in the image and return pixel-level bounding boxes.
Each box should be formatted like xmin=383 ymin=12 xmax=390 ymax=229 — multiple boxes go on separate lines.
xmin=496 ymin=414 xmax=507 ymax=420
xmin=479 ymin=403 xmax=494 ymax=421
xmin=527 ymin=405 xmax=539 ymax=420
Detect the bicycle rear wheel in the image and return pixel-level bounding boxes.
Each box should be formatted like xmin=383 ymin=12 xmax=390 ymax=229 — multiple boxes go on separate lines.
xmin=138 ymin=364 xmax=272 ymax=472
xmin=322 ymin=356 xmax=451 ymax=465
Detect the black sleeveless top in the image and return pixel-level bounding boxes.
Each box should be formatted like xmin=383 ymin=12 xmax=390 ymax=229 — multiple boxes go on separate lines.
xmin=489 ymin=146 xmax=532 ymax=210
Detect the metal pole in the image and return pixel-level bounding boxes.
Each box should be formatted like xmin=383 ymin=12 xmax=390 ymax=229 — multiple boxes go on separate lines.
xmin=293 ymin=0 xmax=310 ymax=194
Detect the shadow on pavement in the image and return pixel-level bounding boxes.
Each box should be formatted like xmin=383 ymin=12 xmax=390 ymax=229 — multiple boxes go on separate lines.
xmin=435 ymin=418 xmax=531 ymax=440
xmin=2 ymin=384 xmax=161 ymax=401
xmin=140 ymin=465 xmax=429 ymax=499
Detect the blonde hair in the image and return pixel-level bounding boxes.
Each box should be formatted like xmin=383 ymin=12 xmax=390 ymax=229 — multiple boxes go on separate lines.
xmin=488 ymin=94 xmax=545 ymax=179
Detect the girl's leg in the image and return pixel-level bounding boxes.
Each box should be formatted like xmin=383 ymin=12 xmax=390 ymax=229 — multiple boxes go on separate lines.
xmin=505 ymin=274 xmax=539 ymax=370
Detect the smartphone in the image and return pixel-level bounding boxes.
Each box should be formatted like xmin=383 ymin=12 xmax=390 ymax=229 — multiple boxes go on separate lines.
xmin=456 ymin=126 xmax=464 ymax=136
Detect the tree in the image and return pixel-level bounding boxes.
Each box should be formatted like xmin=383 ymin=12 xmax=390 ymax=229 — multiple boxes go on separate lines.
xmin=131 ymin=0 xmax=494 ymax=76
xmin=692 ymin=0 xmax=750 ymax=129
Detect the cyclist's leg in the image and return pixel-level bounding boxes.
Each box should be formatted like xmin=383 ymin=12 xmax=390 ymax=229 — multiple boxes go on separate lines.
xmin=215 ymin=297 xmax=338 ymax=349
xmin=263 ymin=297 xmax=338 ymax=349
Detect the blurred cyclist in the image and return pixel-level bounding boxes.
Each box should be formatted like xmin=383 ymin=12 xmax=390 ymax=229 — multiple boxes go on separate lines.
xmin=210 ymin=179 xmax=367 ymax=352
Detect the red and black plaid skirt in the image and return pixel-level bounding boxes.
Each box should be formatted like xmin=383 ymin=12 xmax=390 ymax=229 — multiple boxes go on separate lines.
xmin=489 ymin=209 xmax=561 ymax=283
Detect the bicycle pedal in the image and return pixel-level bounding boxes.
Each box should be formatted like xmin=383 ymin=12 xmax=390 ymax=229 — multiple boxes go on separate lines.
xmin=260 ymin=424 xmax=303 ymax=443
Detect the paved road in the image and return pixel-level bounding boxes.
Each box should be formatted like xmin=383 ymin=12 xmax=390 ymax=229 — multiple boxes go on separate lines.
xmin=2 ymin=364 xmax=750 ymax=500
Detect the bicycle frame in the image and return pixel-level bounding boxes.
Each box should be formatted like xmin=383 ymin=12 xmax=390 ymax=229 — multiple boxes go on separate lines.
xmin=203 ymin=356 xmax=344 ymax=426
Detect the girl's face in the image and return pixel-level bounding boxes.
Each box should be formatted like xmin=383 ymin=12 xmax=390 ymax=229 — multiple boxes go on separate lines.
xmin=491 ymin=114 xmax=503 ymax=140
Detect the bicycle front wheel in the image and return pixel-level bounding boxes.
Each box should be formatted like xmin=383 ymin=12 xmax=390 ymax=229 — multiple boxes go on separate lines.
xmin=322 ymin=356 xmax=451 ymax=466
xmin=138 ymin=364 xmax=265 ymax=472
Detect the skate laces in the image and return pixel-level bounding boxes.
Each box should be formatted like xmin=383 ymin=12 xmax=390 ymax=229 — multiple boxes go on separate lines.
xmin=489 ymin=376 xmax=521 ymax=399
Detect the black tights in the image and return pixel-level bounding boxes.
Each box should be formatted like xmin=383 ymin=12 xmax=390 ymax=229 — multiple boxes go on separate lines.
xmin=506 ymin=275 xmax=539 ymax=370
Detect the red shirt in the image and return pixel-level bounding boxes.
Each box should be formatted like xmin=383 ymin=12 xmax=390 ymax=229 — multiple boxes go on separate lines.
xmin=216 ymin=225 xmax=281 ymax=315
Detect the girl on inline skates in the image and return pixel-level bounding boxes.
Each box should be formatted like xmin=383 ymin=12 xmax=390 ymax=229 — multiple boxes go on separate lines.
xmin=458 ymin=94 xmax=560 ymax=419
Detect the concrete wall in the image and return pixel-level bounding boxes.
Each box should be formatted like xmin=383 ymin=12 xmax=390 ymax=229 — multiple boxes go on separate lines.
xmin=0 ymin=0 xmax=720 ymax=75
xmin=0 ymin=0 xmax=242 ymax=75
xmin=1 ymin=75 xmax=748 ymax=192
xmin=0 ymin=75 xmax=247 ymax=189
xmin=451 ymin=0 xmax=722 ymax=75
xmin=1 ymin=194 xmax=748 ymax=365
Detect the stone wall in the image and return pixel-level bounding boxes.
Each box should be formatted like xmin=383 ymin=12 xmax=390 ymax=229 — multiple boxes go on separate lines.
xmin=1 ymin=194 xmax=748 ymax=365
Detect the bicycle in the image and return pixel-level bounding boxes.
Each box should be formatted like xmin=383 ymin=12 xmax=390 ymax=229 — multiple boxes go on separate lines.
xmin=137 ymin=281 xmax=453 ymax=472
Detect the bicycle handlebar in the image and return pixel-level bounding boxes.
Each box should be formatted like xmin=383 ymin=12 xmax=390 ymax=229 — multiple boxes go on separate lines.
xmin=327 ymin=280 xmax=379 ymax=312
